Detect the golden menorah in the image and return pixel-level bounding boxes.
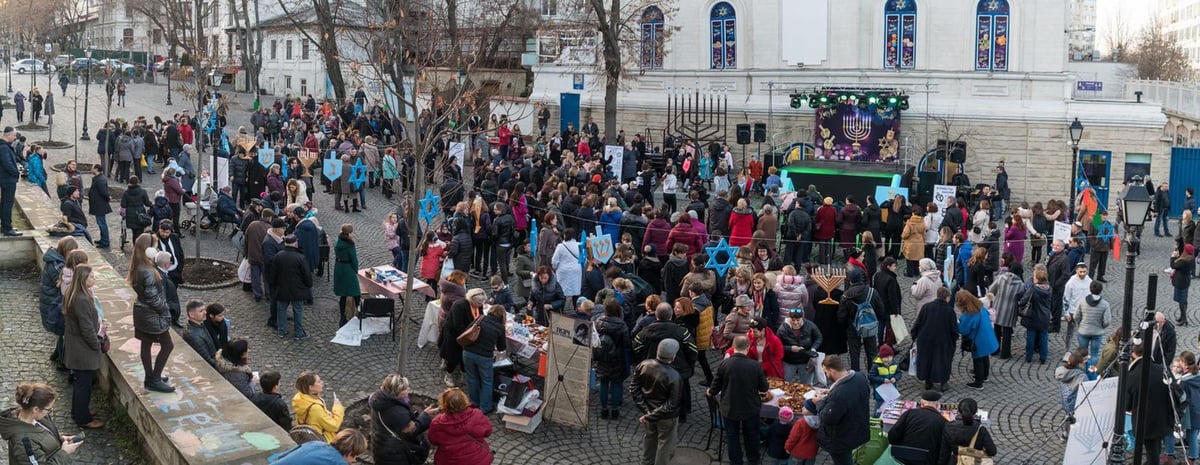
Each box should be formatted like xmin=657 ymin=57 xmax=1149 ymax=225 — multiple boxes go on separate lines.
xmin=843 ymin=110 xmax=872 ymax=143
xmin=812 ymin=266 xmax=846 ymax=305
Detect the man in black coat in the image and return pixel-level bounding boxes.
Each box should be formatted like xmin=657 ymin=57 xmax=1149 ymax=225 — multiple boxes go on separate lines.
xmin=707 ymin=335 xmax=769 ymax=465
xmin=887 ymin=390 xmax=947 ymax=464
xmin=911 ymin=288 xmax=959 ymax=391
xmin=634 ymin=303 xmax=699 ymax=422
xmin=87 ymin=164 xmax=112 ymax=248
xmin=0 ymin=127 xmax=20 ymax=236
xmin=785 ymin=204 xmax=812 ymax=269
xmin=1047 ymin=240 xmax=1072 ymax=332
xmin=181 ymin=301 xmax=217 ymax=366
xmin=1151 ymin=312 xmax=1177 ymax=365
xmin=816 ymin=355 xmax=871 ymax=465
xmin=630 ymin=339 xmax=682 ymax=465
xmin=251 ymin=371 xmax=293 ymax=430
xmin=872 ymin=257 xmax=902 ymax=341
xmin=269 ymin=235 xmax=314 ymax=339
xmin=60 ymin=186 xmax=93 ymax=244
xmin=1126 ymin=343 xmax=1175 ymax=463
xmin=155 ymin=220 xmax=185 ymax=285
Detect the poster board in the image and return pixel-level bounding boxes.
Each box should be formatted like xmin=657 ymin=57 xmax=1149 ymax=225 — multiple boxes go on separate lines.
xmin=934 ymin=185 xmax=957 ymax=211
xmin=449 ymin=142 xmax=466 ymax=173
xmin=605 ymin=145 xmax=623 ymax=180
xmin=1053 ymin=221 xmax=1072 ymax=244
xmin=542 ymin=313 xmax=592 ymax=429
xmin=1062 ymin=377 xmax=1118 ymax=465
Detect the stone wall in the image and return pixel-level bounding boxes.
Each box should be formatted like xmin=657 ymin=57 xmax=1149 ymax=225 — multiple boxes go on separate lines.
xmin=0 ymin=234 xmax=37 ymax=269
xmin=14 ymin=184 xmax=295 ymax=465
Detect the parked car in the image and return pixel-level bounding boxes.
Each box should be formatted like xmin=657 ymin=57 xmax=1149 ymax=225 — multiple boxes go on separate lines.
xmin=156 ymin=59 xmax=180 ymax=74
xmin=10 ymin=59 xmax=53 ymax=74
xmin=70 ymin=57 xmax=102 ymax=72
xmin=98 ymin=59 xmax=139 ymax=74
xmin=52 ymin=54 xmax=72 ymax=67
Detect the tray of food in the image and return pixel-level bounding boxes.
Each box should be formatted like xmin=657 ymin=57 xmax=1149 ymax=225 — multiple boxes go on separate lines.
xmin=766 ymin=378 xmax=815 ymax=411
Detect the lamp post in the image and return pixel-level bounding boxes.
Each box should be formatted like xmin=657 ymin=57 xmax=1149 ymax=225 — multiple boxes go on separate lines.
xmin=1068 ymin=117 xmax=1084 ymax=221
xmin=30 ymin=43 xmax=37 ymax=95
xmin=80 ymin=44 xmax=92 ymax=140
xmin=1107 ymin=177 xmax=1152 ymax=465
xmin=165 ymin=52 xmax=173 ymax=106
xmin=6 ymin=39 xmax=12 ymax=94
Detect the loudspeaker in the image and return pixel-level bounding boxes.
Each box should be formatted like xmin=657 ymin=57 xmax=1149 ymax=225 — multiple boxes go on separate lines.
xmin=935 ymin=139 xmax=948 ymax=160
xmin=736 ymin=123 xmax=751 ymax=145
xmin=753 ymin=123 xmax=767 ymax=143
xmin=949 ymin=141 xmax=967 ymax=164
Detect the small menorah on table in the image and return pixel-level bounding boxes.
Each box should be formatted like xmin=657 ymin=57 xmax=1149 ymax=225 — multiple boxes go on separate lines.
xmin=812 ymin=266 xmax=846 ymax=305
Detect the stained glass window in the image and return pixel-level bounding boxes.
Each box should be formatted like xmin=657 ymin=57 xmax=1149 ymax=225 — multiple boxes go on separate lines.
xmin=710 ymin=2 xmax=736 ymax=70
xmin=884 ymin=0 xmax=916 ymax=69
xmin=641 ymin=6 xmax=665 ymax=69
xmin=975 ymin=0 xmax=1010 ymax=72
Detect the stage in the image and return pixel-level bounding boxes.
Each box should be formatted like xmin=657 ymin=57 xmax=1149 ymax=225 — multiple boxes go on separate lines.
xmin=779 ymin=160 xmax=903 ymax=204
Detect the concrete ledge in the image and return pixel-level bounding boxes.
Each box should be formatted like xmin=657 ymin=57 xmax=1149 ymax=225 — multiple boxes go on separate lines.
xmin=16 ymin=183 xmax=295 ymax=464
xmin=0 ymin=234 xmax=38 ymax=269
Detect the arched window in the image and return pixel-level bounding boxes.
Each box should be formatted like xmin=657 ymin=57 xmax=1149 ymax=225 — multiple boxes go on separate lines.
xmin=975 ymin=0 xmax=1010 ymax=72
xmin=883 ymin=0 xmax=916 ymax=69
xmin=709 ymin=2 xmax=736 ymax=70
xmin=641 ymin=6 xmax=665 ymax=69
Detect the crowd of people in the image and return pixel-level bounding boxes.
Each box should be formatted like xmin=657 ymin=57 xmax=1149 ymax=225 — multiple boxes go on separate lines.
xmin=3 ymin=90 xmax=1197 ymax=464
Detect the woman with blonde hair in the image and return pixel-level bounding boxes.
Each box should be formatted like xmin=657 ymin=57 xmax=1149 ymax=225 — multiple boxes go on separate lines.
xmin=292 ymin=371 xmax=345 ymax=443
xmin=128 ymin=233 xmax=174 ymax=393
xmin=63 ymin=264 xmax=105 ymax=428
xmin=368 ymin=374 xmax=437 ymax=465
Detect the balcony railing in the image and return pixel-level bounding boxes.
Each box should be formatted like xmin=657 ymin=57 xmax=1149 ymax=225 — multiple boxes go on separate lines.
xmin=1128 ymin=80 xmax=1200 ymax=120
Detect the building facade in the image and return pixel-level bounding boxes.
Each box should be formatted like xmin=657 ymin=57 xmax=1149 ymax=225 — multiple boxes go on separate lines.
xmin=530 ymin=0 xmax=1170 ymax=208
xmin=1068 ymin=0 xmax=1097 ymax=61
xmin=1162 ymin=0 xmax=1200 ymax=70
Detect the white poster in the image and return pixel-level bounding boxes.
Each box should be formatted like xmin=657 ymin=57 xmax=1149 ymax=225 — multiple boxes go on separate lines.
xmin=1053 ymin=221 xmax=1072 ymax=244
xmin=216 ymin=157 xmax=229 ymax=191
xmin=604 ymin=145 xmax=623 ymax=180
xmin=1062 ymin=377 xmax=1118 ymax=465
xmin=449 ymin=142 xmax=466 ymax=173
xmin=934 ymin=185 xmax=957 ymax=211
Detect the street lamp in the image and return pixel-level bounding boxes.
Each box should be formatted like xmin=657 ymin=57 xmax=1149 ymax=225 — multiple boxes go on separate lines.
xmin=1068 ymin=117 xmax=1084 ymax=221
xmin=1106 ymin=177 xmax=1153 ymax=465
xmin=80 ymin=44 xmax=92 ymax=140
xmin=5 ymin=39 xmax=11 ymax=93
xmin=165 ymin=53 xmax=173 ymax=106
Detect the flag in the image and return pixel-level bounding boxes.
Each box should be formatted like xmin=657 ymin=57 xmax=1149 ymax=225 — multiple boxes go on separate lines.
xmin=1112 ymin=233 xmax=1121 ymax=261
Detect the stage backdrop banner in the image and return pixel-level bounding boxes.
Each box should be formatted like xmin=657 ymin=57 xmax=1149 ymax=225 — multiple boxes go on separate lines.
xmin=814 ymin=104 xmax=901 ymax=162
xmin=1062 ymin=377 xmax=1117 ymax=465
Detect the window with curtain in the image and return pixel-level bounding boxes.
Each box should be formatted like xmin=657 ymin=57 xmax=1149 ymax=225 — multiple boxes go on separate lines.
xmin=640 ymin=6 xmax=665 ymax=69
xmin=709 ymin=2 xmax=736 ymax=70
xmin=975 ymin=0 xmax=1010 ymax=72
xmin=884 ymin=0 xmax=916 ymax=69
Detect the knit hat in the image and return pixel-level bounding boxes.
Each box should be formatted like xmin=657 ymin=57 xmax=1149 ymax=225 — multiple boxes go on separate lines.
xmin=656 ymin=339 xmax=679 ymax=361
xmin=734 ymin=294 xmax=754 ymax=308
xmin=778 ymin=407 xmax=795 ymax=423
xmin=878 ymin=344 xmax=894 ymax=358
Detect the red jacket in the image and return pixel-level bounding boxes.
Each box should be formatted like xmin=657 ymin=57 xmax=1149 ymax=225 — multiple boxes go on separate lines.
xmin=428 ymin=408 xmax=493 ymax=465
xmin=728 ymin=210 xmax=756 ymax=247
xmin=642 ymin=218 xmax=672 ymax=256
xmin=784 ymin=417 xmax=819 ymax=459
xmin=420 ymin=242 xmax=446 ymax=280
xmin=667 ymin=222 xmax=704 ymax=258
xmin=726 ymin=328 xmax=784 ymax=379
xmin=813 ymin=205 xmax=837 ymax=241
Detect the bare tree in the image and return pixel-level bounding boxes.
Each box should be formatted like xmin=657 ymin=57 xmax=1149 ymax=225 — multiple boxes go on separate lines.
xmin=1130 ymin=18 xmax=1193 ymax=82
xmin=227 ymin=0 xmax=263 ymax=104
xmin=129 ymin=0 xmax=219 ymax=110
xmin=552 ymin=0 xmax=678 ymax=142
xmin=1100 ymin=5 xmax=1133 ymax=62
xmin=274 ymin=0 xmax=349 ymax=100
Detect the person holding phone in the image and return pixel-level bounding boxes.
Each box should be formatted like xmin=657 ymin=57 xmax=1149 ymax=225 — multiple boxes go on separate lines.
xmin=0 ymin=383 xmax=83 ymax=464
xmin=292 ymin=371 xmax=345 ymax=443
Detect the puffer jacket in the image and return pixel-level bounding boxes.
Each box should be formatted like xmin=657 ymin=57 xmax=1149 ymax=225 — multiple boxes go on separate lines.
xmin=368 ymin=389 xmax=432 ymax=465
xmin=438 ymin=279 xmax=466 ymax=328
xmin=117 ymin=135 xmax=135 ymax=162
xmin=292 ymin=392 xmax=345 ymax=443
xmin=1073 ymin=294 xmax=1112 ymax=337
xmin=0 ymin=408 xmax=69 ymax=465
xmin=775 ymin=274 xmax=810 ymax=314
xmin=428 ymin=409 xmax=493 ymax=465
xmin=38 ymin=248 xmax=65 ymax=327
xmin=230 ymin=155 xmax=249 ymax=184
xmin=594 ymin=315 xmax=631 ymax=380
xmin=214 ymin=349 xmax=256 ymax=399
xmin=777 ymin=320 xmax=823 ymax=365
xmin=131 ymin=266 xmax=170 ymax=335
xmin=447 ymin=230 xmax=473 ymax=272
xmin=528 ymin=278 xmax=565 ymax=314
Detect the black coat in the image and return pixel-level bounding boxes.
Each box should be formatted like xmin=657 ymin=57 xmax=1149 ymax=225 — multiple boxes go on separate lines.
xmin=368 ymin=389 xmax=431 ymax=465
xmin=817 ymin=371 xmax=871 ymax=454
xmin=1151 ymin=321 xmax=1177 ymax=366
xmin=182 ymin=320 xmax=217 ymax=367
xmin=709 ymin=353 xmax=769 ymax=421
xmin=837 ymin=284 xmax=885 ymax=339
xmin=939 ymin=420 xmax=996 ymax=465
xmin=156 ymin=233 xmax=186 ymax=285
xmin=911 ymin=300 xmax=958 ymax=383
xmin=630 ymin=359 xmax=681 ymax=421
xmin=872 ymin=269 xmax=902 ymax=315
xmin=87 ymin=174 xmax=112 ymax=216
xmin=887 ymin=406 xmax=947 ymax=464
xmin=447 ymin=230 xmax=473 ymax=272
xmin=269 ymin=248 xmax=313 ymax=301
xmin=60 ymin=198 xmax=87 ymax=227
xmin=439 ymin=299 xmax=476 ymax=368
xmin=1125 ymin=359 xmax=1175 ymax=439
xmin=633 ymin=320 xmax=698 ymax=379
xmin=593 ymin=315 xmax=630 ymax=380
xmin=252 ymin=392 xmax=293 ymax=431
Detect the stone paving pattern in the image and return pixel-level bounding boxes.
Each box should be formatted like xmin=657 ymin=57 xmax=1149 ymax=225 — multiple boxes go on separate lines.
xmin=2 ymin=78 xmax=1193 ymax=464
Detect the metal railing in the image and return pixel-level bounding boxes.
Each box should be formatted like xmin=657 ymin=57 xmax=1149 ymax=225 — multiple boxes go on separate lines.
xmin=1128 ymin=80 xmax=1200 ymax=120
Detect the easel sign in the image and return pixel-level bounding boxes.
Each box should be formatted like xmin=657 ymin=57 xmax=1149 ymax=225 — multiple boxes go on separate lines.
xmin=542 ymin=313 xmax=592 ymax=429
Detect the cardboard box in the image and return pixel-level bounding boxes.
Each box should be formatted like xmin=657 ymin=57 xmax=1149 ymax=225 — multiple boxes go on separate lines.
xmin=503 ymin=406 xmax=544 ymax=434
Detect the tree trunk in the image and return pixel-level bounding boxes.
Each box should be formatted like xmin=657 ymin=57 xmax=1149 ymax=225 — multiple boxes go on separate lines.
xmin=313 ymin=0 xmax=347 ymax=100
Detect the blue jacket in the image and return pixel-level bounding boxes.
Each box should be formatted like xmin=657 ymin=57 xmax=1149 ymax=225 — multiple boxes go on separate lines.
xmin=27 ymin=154 xmax=46 ymax=186
xmin=0 ymin=140 xmax=21 ymax=185
xmin=867 ymin=356 xmax=902 ymax=401
xmin=955 ymin=241 xmax=974 ymax=289
xmin=958 ymin=307 xmax=999 ymax=358
xmin=268 ymin=441 xmax=343 ymax=464
xmin=294 ymin=217 xmax=321 ymax=270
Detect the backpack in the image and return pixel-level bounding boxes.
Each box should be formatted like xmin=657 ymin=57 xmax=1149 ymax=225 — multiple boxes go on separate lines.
xmin=593 ymin=330 xmax=620 ymax=362
xmin=853 ymin=288 xmax=879 ymax=338
xmin=622 ymin=272 xmax=653 ymax=302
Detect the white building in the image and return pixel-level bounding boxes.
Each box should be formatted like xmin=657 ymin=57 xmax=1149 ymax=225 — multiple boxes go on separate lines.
xmin=530 ymin=0 xmax=1171 ymax=208
xmin=1067 ymin=0 xmax=1097 ymax=61
xmin=1162 ymin=0 xmax=1200 ymax=70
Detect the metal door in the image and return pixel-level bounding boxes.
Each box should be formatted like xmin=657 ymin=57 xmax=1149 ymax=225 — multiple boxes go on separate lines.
xmin=559 ymin=92 xmax=579 ymax=134
xmin=1080 ymin=150 xmax=1111 ymax=209
xmin=1169 ymin=147 xmax=1200 ymax=217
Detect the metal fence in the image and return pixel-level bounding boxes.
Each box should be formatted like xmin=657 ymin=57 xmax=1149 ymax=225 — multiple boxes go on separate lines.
xmin=1128 ymin=80 xmax=1200 ymax=120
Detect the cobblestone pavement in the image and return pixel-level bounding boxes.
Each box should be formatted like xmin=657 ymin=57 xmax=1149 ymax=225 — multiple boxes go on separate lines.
xmin=9 ymin=77 xmax=1198 ymax=464
xmin=0 ymin=268 xmax=144 ymax=464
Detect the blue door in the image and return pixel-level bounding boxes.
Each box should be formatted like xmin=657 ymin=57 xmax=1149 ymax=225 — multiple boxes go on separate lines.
xmin=1169 ymin=147 xmax=1200 ymax=217
xmin=559 ymin=93 xmax=579 ymax=134
xmin=1079 ymin=150 xmax=1111 ymax=210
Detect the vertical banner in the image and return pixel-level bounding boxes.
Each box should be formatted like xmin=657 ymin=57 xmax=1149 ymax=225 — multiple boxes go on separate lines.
xmin=449 ymin=142 xmax=466 ymax=174
xmin=543 ymin=313 xmax=592 ymax=429
xmin=1062 ymin=377 xmax=1118 ymax=465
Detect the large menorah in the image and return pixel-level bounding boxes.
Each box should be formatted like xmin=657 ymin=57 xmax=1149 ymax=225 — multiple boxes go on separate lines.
xmin=666 ymin=87 xmax=728 ymax=146
xmin=843 ymin=109 xmax=872 ymax=143
xmin=812 ymin=266 xmax=847 ymax=305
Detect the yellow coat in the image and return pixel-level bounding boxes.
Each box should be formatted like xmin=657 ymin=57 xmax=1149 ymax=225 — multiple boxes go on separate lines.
xmin=696 ymin=305 xmax=714 ymax=350
xmin=901 ymin=215 xmax=926 ymax=261
xmin=293 ymin=392 xmax=345 ymax=443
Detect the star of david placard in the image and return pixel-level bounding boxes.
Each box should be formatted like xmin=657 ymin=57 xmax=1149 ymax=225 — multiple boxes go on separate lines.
xmin=349 ymin=158 xmax=368 ymax=191
xmin=705 ymin=238 xmax=738 ymax=276
xmin=323 ymin=151 xmax=343 ymax=182
xmin=419 ymin=189 xmax=440 ymax=225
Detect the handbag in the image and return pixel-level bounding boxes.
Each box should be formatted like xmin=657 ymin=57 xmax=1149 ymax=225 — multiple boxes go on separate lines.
xmin=956 ymin=425 xmax=993 ymax=465
xmin=456 ymin=315 xmax=483 ymax=346
xmin=710 ymin=319 xmax=730 ymax=351
xmin=374 ymin=409 xmax=430 ymax=464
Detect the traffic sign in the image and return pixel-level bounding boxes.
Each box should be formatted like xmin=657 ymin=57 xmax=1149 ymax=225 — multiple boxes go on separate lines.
xmin=1075 ymin=81 xmax=1103 ymax=92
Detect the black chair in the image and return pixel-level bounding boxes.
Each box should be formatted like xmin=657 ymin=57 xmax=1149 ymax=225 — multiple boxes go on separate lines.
xmin=704 ymin=394 xmax=725 ymax=462
xmin=357 ymin=296 xmax=396 ymax=340
xmin=890 ymin=445 xmax=930 ymax=465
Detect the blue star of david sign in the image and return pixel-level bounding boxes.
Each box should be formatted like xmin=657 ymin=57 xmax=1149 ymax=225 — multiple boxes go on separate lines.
xmin=705 ymin=238 xmax=739 ymax=276
xmin=529 ymin=219 xmax=539 ymax=258
xmin=257 ymin=141 xmax=274 ymax=169
xmin=323 ymin=151 xmax=343 ymax=181
xmin=419 ymin=189 xmax=440 ymax=225
xmin=348 ymin=158 xmax=368 ymax=191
